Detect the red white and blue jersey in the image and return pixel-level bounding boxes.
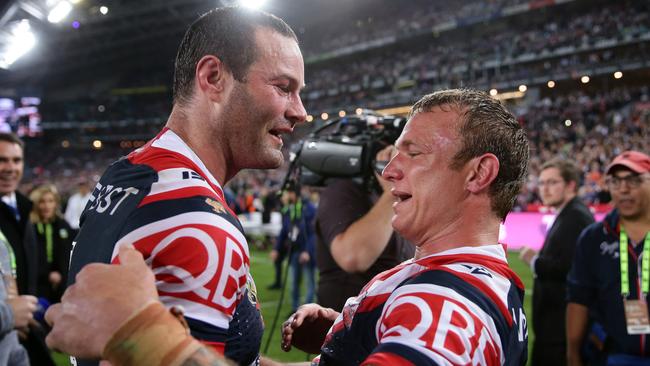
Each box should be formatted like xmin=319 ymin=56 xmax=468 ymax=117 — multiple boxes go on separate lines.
xmin=67 ymin=128 xmax=263 ymax=366
xmin=315 ymin=245 xmax=528 ymax=366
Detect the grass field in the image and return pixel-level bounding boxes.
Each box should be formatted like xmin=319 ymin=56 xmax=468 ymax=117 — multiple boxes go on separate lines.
xmin=53 ymin=248 xmax=536 ymax=365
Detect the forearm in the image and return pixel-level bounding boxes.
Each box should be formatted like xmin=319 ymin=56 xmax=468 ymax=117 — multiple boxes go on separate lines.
xmin=330 ymin=192 xmax=395 ymax=272
xmin=179 ymin=347 xmax=234 ymax=366
xmin=566 ymin=302 xmax=589 ymax=363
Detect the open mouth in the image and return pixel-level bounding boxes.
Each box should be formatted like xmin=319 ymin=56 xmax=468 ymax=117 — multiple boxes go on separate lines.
xmin=268 ymin=129 xmax=284 ymax=145
xmin=392 ymin=190 xmax=412 ymax=204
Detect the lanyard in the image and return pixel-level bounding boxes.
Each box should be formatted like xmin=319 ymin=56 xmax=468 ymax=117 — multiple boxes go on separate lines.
xmin=0 ymin=230 xmax=17 ymax=278
xmin=620 ymin=227 xmax=650 ymax=297
xmin=36 ymin=223 xmax=54 ymax=264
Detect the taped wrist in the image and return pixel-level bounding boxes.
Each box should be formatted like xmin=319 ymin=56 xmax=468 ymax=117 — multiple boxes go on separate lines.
xmin=102 ymin=301 xmax=202 ymax=366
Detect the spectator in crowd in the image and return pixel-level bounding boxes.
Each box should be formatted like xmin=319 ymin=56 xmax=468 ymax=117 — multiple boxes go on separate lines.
xmin=315 ymin=145 xmax=413 ymax=312
xmin=271 ymin=183 xmax=316 ymax=312
xmin=567 ymin=151 xmax=650 ymax=366
xmin=47 ymin=88 xmax=530 ymax=366
xmin=64 ymin=6 xmax=306 ymax=366
xmin=520 ymin=159 xmax=594 ymax=366
xmin=64 ymin=178 xmax=93 ymax=230
xmin=0 ymin=133 xmax=54 ymax=365
xmin=29 ymin=184 xmax=73 ymax=303
xmin=0 ymin=228 xmax=34 ymax=366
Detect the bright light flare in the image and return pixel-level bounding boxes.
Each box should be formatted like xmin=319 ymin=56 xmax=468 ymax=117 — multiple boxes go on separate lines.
xmin=489 ymin=88 xmax=498 ymax=96
xmin=99 ymin=6 xmax=108 ymax=15
xmin=518 ymin=84 xmax=527 ymax=92
xmin=614 ymin=71 xmax=623 ymax=79
xmin=48 ymin=1 xmax=73 ymax=23
xmin=0 ymin=20 xmax=37 ymax=69
xmin=547 ymin=80 xmax=556 ymax=88
xmin=240 ymin=0 xmax=267 ymax=9
xmin=580 ymin=75 xmax=590 ymax=84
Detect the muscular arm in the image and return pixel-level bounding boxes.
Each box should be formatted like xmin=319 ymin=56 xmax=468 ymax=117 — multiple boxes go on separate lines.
xmin=330 ymin=190 xmax=395 ymax=272
xmin=566 ymin=303 xmax=589 ymax=366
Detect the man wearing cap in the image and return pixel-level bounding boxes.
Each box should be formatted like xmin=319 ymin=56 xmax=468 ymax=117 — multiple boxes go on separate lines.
xmin=567 ymin=151 xmax=650 ymax=366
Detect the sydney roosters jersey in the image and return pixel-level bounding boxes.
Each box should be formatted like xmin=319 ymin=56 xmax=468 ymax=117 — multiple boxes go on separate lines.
xmin=316 ymin=245 xmax=528 ymax=366
xmin=67 ymin=128 xmax=263 ymax=366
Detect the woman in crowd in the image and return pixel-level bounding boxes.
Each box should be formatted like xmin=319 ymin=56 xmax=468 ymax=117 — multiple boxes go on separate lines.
xmin=29 ymin=184 xmax=73 ymax=303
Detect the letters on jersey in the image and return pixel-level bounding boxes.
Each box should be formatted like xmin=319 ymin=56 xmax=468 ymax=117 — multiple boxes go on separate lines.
xmin=315 ymin=245 xmax=528 ymax=366
xmin=68 ymin=128 xmax=263 ymax=366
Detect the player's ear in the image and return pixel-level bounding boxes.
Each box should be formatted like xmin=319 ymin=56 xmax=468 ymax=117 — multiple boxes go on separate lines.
xmin=194 ymin=55 xmax=232 ymax=102
xmin=466 ymin=153 xmax=499 ymax=194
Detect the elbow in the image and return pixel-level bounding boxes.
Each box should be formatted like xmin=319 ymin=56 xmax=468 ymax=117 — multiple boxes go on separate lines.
xmin=334 ymin=255 xmax=370 ymax=273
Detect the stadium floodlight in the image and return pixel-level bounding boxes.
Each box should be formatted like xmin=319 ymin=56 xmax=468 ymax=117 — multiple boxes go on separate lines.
xmin=48 ymin=1 xmax=73 ymax=23
xmin=99 ymin=6 xmax=109 ymax=15
xmin=0 ymin=20 xmax=37 ymax=69
xmin=240 ymin=0 xmax=267 ymax=9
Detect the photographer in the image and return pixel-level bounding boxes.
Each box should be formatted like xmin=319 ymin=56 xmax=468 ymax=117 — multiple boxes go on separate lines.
xmin=315 ymin=145 xmax=413 ymax=311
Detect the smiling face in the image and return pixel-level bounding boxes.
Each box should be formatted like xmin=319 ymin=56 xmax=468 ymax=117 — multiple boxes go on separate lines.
xmin=0 ymin=141 xmax=24 ymax=196
xmin=382 ymin=107 xmax=469 ymax=245
xmin=219 ymin=27 xmax=306 ymax=172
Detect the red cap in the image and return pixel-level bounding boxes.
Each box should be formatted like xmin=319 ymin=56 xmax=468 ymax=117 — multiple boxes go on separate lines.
xmin=606 ymin=151 xmax=650 ymax=175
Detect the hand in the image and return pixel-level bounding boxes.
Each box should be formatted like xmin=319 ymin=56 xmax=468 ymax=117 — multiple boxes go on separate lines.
xmin=8 ymin=294 xmax=37 ymax=329
xmin=519 ymin=247 xmax=537 ymax=266
xmin=49 ymin=271 xmax=62 ymax=288
xmin=45 ymin=245 xmax=159 ymax=359
xmin=270 ymin=249 xmax=279 ymax=262
xmin=298 ymin=251 xmax=310 ymax=264
xmin=375 ymin=145 xmax=396 ymax=193
xmin=281 ymin=303 xmax=339 ymax=354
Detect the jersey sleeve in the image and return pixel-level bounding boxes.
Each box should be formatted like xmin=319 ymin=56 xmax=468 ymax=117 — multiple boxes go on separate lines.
xmin=111 ymin=196 xmax=251 ymax=354
xmin=363 ymin=283 xmax=505 ymax=366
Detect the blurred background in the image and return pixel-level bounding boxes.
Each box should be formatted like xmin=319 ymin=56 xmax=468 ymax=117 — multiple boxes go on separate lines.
xmin=0 ymin=0 xmax=647 ymax=363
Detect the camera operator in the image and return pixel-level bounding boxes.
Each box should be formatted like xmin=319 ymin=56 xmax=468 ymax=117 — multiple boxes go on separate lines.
xmin=315 ymin=145 xmax=414 ymax=311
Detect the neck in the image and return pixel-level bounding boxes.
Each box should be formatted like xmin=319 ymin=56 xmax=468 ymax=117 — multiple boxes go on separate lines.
xmin=415 ymin=208 xmax=501 ymax=259
xmin=165 ymin=105 xmax=234 ymax=184
xmin=621 ymin=215 xmax=650 ymax=244
xmin=555 ymin=193 xmax=576 ymax=212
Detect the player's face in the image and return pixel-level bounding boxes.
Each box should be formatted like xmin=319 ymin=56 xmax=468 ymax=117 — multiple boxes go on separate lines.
xmin=538 ymin=167 xmax=573 ymax=209
xmin=38 ymin=192 xmax=57 ymax=221
xmin=608 ymin=168 xmax=650 ymax=221
xmin=221 ymin=27 xmax=306 ymax=171
xmin=0 ymin=141 xmax=24 ymax=196
xmin=382 ymin=108 xmax=467 ymax=245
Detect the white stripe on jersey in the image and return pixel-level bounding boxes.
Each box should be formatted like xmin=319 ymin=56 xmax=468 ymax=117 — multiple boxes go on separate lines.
xmin=147 ymin=167 xmax=219 ymax=197
xmin=442 ymin=262 xmax=512 ymax=313
xmin=160 ymin=295 xmax=230 ymax=329
xmin=152 ymin=129 xmax=223 ymax=191
xmin=377 ymin=283 xmax=505 ymax=365
xmin=111 ymin=211 xmax=249 ymax=260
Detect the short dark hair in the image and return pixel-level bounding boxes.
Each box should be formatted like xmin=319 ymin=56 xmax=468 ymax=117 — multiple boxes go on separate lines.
xmin=541 ymin=159 xmax=581 ymax=192
xmin=409 ymin=89 xmax=529 ymax=220
xmin=173 ymin=6 xmax=298 ymax=105
xmin=0 ymin=133 xmax=24 ymax=149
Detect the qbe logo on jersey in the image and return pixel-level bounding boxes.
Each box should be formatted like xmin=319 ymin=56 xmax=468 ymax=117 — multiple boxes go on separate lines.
xmin=112 ymin=212 xmax=250 ymax=318
xmin=377 ymin=284 xmax=503 ymax=366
